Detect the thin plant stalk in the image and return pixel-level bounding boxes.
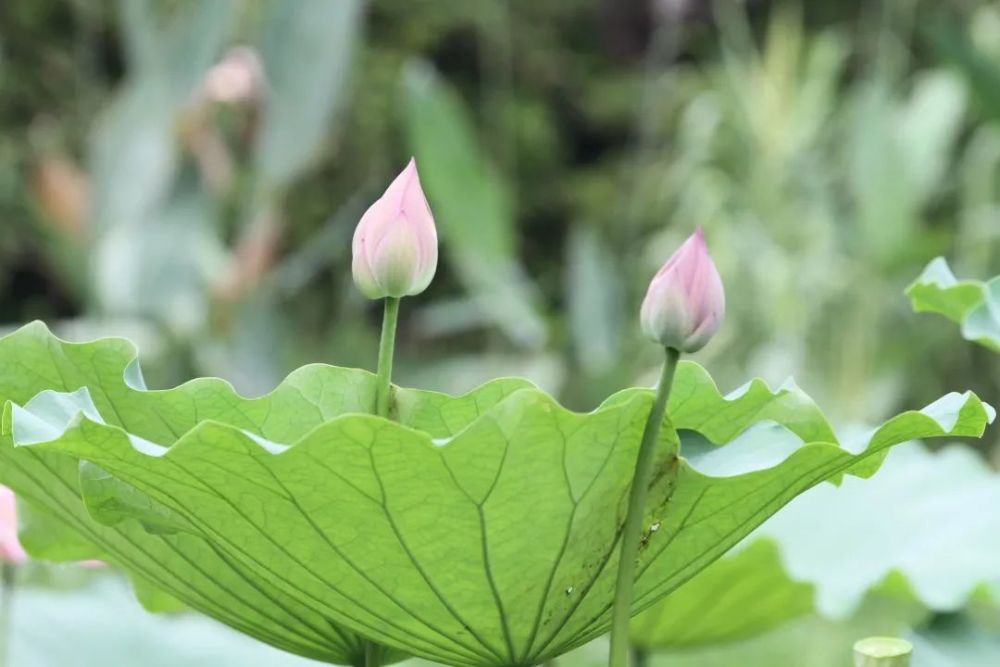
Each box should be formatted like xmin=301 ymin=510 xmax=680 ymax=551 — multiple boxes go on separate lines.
xmin=608 ymin=347 xmax=681 ymax=667
xmin=0 ymin=564 xmax=15 ymax=667
xmin=375 ymin=297 xmax=401 ymax=418
xmin=363 ymin=296 xmax=403 ymax=666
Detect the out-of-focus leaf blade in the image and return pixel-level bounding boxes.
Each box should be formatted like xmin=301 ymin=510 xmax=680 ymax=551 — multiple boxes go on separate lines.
xmin=630 ymin=539 xmax=813 ymax=649
xmin=925 ymin=12 xmax=1000 ymax=125
xmin=846 ymin=81 xmax=920 ymax=266
xmin=117 ymin=0 xmax=237 ymax=98
xmin=90 ymin=1 xmax=238 ymax=332
xmin=92 ymin=1 xmax=237 ymax=236
xmin=93 ymin=175 xmax=227 ymax=336
xmin=403 ymin=61 xmax=548 ymax=349
xmin=757 ymin=442 xmax=1000 ymax=618
xmin=88 ymin=79 xmax=176 ymax=239
xmin=253 ymin=0 xmax=364 ymax=189
xmin=896 ymin=71 xmax=966 ymax=196
xmin=566 ymin=224 xmax=623 ymax=376
xmin=9 ymin=577 xmax=317 ymax=667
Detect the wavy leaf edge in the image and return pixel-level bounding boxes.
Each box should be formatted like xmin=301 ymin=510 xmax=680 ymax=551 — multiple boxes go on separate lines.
xmin=3 ymin=320 xmax=993 ymax=495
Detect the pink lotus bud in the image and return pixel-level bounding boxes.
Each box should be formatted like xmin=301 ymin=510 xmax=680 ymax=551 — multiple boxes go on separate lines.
xmin=352 ymin=158 xmax=438 ymax=299
xmin=640 ymin=228 xmax=725 ymax=352
xmin=0 ymin=486 xmax=26 ymax=565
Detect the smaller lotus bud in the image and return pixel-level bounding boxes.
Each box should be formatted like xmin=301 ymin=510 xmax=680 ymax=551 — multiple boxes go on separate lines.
xmin=352 ymin=158 xmax=438 ymax=299
xmin=0 ymin=486 xmax=26 ymax=565
xmin=640 ymin=228 xmax=725 ymax=352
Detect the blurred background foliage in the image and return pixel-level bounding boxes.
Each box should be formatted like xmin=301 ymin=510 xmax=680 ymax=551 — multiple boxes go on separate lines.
xmin=3 ymin=0 xmax=1000 ymax=665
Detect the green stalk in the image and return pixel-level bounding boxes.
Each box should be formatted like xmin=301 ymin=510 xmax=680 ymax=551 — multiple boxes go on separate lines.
xmin=362 ymin=296 xmax=403 ymax=666
xmin=0 ymin=564 xmax=15 ymax=667
xmin=608 ymin=347 xmax=681 ymax=667
xmin=374 ymin=297 xmax=400 ymax=418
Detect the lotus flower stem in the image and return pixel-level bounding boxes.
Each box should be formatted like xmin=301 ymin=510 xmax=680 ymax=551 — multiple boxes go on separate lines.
xmin=362 ymin=296 xmax=403 ymax=665
xmin=0 ymin=564 xmax=14 ymax=667
xmin=374 ymin=297 xmax=401 ymax=418
xmin=608 ymin=347 xmax=681 ymax=667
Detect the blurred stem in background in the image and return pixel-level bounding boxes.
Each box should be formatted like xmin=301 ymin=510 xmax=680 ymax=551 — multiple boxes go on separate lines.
xmin=0 ymin=564 xmax=15 ymax=667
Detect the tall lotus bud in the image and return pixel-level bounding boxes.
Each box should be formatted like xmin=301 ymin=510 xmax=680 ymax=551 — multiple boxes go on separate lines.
xmin=640 ymin=228 xmax=725 ymax=352
xmin=352 ymin=158 xmax=438 ymax=299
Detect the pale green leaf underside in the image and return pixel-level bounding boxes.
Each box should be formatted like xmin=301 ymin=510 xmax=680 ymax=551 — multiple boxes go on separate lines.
xmin=907 ymin=257 xmax=1000 ymax=352
xmin=0 ymin=322 xmax=992 ymax=666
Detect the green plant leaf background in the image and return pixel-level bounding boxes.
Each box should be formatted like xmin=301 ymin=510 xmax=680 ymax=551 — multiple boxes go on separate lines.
xmin=0 ymin=323 xmax=992 ymax=665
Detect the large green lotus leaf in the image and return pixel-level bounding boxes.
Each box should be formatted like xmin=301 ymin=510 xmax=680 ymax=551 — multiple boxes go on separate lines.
xmin=1 ymin=324 xmax=991 ymax=666
xmin=907 ymin=257 xmax=1000 ymax=351
xmin=0 ymin=323 xmax=527 ymax=665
